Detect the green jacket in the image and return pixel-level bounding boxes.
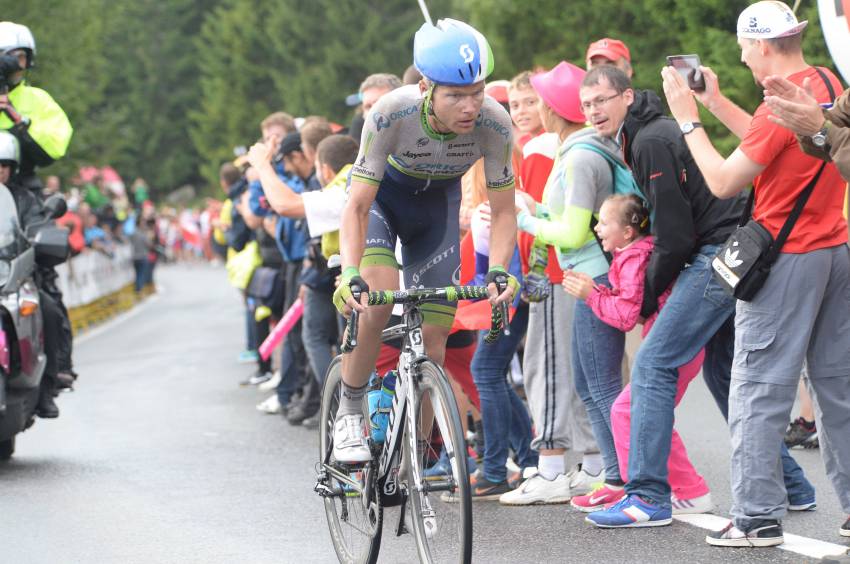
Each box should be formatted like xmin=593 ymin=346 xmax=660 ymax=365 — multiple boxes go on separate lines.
xmin=0 ymin=82 xmax=73 ymax=176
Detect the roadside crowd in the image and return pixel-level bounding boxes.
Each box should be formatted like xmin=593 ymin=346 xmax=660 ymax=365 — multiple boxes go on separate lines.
xmin=214 ymin=0 xmax=850 ymax=548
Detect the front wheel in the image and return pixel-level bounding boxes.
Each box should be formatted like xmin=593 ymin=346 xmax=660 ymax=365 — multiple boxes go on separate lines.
xmin=404 ymin=360 xmax=472 ymax=563
xmin=318 ymin=356 xmax=383 ymax=564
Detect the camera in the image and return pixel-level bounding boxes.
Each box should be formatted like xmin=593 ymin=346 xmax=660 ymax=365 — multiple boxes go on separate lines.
xmin=0 ymin=54 xmax=22 ymax=94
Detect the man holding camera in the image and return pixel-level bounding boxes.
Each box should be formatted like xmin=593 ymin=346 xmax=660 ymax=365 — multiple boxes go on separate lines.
xmin=661 ymin=0 xmax=850 ymax=546
xmin=0 ymin=22 xmax=72 ymax=191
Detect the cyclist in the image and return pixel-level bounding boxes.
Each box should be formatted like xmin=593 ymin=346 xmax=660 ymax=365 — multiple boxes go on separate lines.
xmin=332 ymin=18 xmax=519 ymax=463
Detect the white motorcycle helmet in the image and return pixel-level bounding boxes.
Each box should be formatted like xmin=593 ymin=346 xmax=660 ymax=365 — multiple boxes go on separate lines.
xmin=0 ymin=131 xmax=21 ymax=174
xmin=0 ymin=22 xmax=36 ymax=68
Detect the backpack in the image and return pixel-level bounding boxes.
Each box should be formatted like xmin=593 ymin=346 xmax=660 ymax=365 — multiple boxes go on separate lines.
xmin=571 ymin=142 xmax=651 ymax=263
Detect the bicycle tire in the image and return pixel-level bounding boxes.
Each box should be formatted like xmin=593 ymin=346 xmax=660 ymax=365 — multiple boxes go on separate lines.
xmin=403 ymin=359 xmax=472 ymax=564
xmin=319 ymin=356 xmax=383 ymax=564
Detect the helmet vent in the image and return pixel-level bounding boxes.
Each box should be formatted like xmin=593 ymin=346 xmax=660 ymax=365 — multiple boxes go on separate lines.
xmin=457 ymin=69 xmax=465 ymax=80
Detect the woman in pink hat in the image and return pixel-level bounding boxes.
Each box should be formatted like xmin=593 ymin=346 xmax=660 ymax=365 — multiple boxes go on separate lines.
xmin=501 ymin=61 xmax=630 ymax=509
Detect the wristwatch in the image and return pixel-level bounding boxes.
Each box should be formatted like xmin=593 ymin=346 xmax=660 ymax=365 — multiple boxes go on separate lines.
xmin=680 ymin=121 xmax=703 ymax=135
xmin=811 ymin=121 xmax=830 ymax=148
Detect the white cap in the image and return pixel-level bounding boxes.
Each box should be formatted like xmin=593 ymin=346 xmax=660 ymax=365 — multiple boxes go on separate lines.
xmin=737 ymin=1 xmax=808 ymax=39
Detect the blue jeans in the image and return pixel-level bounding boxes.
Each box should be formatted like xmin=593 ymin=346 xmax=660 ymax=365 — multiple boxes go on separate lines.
xmin=627 ymin=246 xmax=737 ymax=507
xmin=303 ymin=287 xmax=338 ymax=386
xmin=701 ymin=315 xmax=816 ymax=505
xmin=572 ymin=273 xmax=625 ymax=483
xmin=471 ymin=303 xmax=538 ymax=483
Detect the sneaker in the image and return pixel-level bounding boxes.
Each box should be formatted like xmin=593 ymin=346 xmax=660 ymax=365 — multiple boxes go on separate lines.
xmin=470 ymin=463 xmax=523 ymax=489
xmin=332 ymin=414 xmax=371 ymax=464
xmin=570 ymin=483 xmax=625 ymax=513
xmin=424 ymin=449 xmax=451 ymax=481
xmin=784 ymin=417 xmax=818 ymax=449
xmin=256 ymin=394 xmax=281 ymax=414
xmin=237 ymin=350 xmax=259 ymax=364
xmin=248 ymin=371 xmax=273 ymax=386
xmin=705 ymin=520 xmax=783 ymax=547
xmin=258 ymin=371 xmax=282 ymax=392
xmin=239 ymin=370 xmax=271 ymax=386
xmin=566 ymin=463 xmax=604 ymax=497
xmin=302 ymin=414 xmax=320 ymax=429
xmin=671 ymin=492 xmax=714 ymax=515
xmin=585 ymin=494 xmax=673 ymax=528
xmin=499 ymin=472 xmax=572 ymax=505
xmin=470 ymin=477 xmax=513 ymax=501
xmin=841 ymin=516 xmax=850 ymax=537
xmin=788 ymin=498 xmax=817 ymax=511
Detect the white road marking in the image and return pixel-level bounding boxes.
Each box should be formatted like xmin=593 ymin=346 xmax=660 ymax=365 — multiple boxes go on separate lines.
xmin=675 ymin=513 xmax=849 ymax=559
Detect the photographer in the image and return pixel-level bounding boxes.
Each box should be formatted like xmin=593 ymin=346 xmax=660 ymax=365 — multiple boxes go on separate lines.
xmin=0 ymin=22 xmax=73 ymax=191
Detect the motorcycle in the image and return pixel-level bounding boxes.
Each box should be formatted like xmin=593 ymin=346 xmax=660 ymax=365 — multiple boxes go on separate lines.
xmin=0 ymin=183 xmax=70 ymax=460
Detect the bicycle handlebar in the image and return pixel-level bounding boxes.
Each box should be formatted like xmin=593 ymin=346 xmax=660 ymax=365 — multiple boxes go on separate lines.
xmin=340 ymin=285 xmax=511 ymax=353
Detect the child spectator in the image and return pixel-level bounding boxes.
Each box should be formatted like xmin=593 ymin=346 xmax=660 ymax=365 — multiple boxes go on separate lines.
xmin=563 ymin=194 xmax=713 ymax=515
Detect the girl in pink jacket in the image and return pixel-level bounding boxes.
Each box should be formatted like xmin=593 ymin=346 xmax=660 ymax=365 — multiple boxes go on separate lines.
xmin=563 ymin=194 xmax=712 ymax=514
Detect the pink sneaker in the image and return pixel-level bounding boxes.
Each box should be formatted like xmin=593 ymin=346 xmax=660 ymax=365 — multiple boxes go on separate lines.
xmin=570 ymin=484 xmax=625 ymax=513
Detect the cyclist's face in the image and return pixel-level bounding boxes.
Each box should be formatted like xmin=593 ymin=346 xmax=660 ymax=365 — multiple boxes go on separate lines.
xmin=432 ymin=82 xmax=486 ymax=134
xmin=0 ymin=162 xmax=11 ymax=184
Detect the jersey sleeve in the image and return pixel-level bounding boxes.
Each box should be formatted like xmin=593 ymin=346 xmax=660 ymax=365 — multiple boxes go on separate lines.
xmin=350 ymin=95 xmax=400 ymax=187
xmin=479 ymin=100 xmax=516 ymax=192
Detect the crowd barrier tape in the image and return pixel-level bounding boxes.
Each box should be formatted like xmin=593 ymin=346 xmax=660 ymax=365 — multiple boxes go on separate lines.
xmin=54 ymin=244 xmax=150 ymax=334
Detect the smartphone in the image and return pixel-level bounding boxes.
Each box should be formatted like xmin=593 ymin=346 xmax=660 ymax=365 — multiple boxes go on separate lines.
xmin=666 ymin=54 xmax=706 ymax=92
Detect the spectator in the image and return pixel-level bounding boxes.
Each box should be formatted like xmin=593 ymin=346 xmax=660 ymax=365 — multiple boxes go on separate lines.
xmin=347 ymin=73 xmax=403 ymax=143
xmin=660 ymin=0 xmax=849 ymax=546
xmin=43 ymin=174 xmax=60 ymax=196
xmin=577 ymin=65 xmax=744 ymax=529
xmin=585 ymin=37 xmax=633 ymax=78
xmin=508 ymin=62 xmax=621 ymax=506
xmin=402 ymin=64 xmax=422 ymax=85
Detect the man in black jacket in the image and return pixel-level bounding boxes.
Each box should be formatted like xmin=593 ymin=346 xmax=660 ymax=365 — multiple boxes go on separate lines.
xmin=579 ymin=65 xmax=815 ymax=528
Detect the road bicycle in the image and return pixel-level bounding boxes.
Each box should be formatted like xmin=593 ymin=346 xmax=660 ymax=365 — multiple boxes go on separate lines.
xmin=314 ymin=285 xmax=508 ymax=564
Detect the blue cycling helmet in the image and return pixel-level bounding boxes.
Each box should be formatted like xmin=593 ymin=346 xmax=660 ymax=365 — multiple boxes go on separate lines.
xmin=413 ymin=18 xmax=494 ymax=86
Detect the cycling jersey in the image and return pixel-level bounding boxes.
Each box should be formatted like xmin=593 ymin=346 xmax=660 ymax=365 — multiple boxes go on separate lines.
xmin=351 ymin=85 xmax=515 ymax=192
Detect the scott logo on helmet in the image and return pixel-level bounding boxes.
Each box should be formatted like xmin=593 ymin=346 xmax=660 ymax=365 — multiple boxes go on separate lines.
xmin=459 ymin=43 xmax=475 ymax=63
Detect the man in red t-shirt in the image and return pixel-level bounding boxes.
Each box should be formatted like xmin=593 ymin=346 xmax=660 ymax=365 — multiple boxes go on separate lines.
xmin=662 ymin=0 xmax=850 ymax=548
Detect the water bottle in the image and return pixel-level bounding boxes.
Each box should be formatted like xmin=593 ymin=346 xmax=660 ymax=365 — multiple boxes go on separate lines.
xmin=368 ymin=371 xmax=396 ymax=443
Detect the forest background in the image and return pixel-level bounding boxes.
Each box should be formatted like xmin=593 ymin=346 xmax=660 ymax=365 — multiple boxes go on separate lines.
xmin=5 ymin=0 xmax=842 ymax=197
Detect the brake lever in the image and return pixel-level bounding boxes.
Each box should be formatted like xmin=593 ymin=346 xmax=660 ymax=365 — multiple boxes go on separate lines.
xmin=341 ymin=287 xmax=362 ymax=353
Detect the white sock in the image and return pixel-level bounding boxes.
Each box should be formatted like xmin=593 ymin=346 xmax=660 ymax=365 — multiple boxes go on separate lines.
xmin=581 ymin=453 xmax=604 ymax=476
xmin=537 ymin=454 xmax=565 ymax=481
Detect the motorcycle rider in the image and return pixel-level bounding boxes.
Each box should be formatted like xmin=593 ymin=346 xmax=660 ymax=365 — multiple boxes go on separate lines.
xmin=0 ymin=21 xmax=73 ymax=191
xmin=0 ymin=130 xmax=66 ymax=418
xmin=0 ymin=22 xmax=76 ymax=395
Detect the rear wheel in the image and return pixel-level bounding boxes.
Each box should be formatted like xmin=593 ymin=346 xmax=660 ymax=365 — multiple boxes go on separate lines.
xmin=404 ymin=360 xmax=472 ymax=563
xmin=319 ymin=356 xmax=383 ymax=564
xmin=0 ymin=437 xmax=15 ymax=461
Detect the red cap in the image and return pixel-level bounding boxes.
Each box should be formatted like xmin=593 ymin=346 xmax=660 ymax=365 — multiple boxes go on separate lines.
xmin=585 ymin=38 xmax=631 ymax=65
xmin=485 ymin=80 xmax=510 ymax=104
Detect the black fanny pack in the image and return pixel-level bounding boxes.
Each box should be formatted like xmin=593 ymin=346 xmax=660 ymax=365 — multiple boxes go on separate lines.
xmin=712 ymin=67 xmax=835 ymax=301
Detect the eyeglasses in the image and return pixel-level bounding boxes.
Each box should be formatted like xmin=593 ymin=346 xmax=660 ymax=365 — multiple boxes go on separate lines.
xmin=580 ymin=92 xmax=623 ymax=112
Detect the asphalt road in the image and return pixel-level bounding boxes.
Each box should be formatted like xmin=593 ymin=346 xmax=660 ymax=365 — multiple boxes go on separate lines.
xmin=1 ymin=263 xmax=848 ymax=564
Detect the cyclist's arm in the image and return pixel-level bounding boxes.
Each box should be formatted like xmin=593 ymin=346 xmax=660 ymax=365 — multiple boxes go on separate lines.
xmin=340 ymin=179 xmax=378 ymax=273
